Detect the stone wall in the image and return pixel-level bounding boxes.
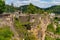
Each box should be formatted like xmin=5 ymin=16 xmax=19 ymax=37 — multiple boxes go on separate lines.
xmin=0 ymin=13 xmax=41 ymax=27
xmin=18 ymin=14 xmax=40 ymax=23
xmin=19 ymin=14 xmax=29 ymax=23
xmin=0 ymin=12 xmax=51 ymax=40
xmin=0 ymin=14 xmax=13 ymax=27
xmin=18 ymin=14 xmax=41 ymax=40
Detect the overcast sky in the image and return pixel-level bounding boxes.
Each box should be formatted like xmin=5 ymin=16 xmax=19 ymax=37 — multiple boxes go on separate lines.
xmin=5 ymin=0 xmax=60 ymax=8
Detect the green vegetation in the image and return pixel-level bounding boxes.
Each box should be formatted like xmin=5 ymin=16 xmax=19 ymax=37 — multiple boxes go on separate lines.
xmin=45 ymin=35 xmax=60 ymax=40
xmin=14 ymin=18 xmax=37 ymax=40
xmin=47 ymin=23 xmax=55 ymax=32
xmin=45 ymin=35 xmax=56 ymax=40
xmin=0 ymin=0 xmax=60 ymax=14
xmin=44 ymin=5 xmax=60 ymax=14
xmin=0 ymin=0 xmax=5 ymax=14
xmin=26 ymin=3 xmax=37 ymax=14
xmin=55 ymin=24 xmax=60 ymax=34
xmin=24 ymin=34 xmax=36 ymax=40
xmin=53 ymin=17 xmax=60 ymax=34
xmin=0 ymin=26 xmax=13 ymax=40
xmin=54 ymin=17 xmax=60 ymax=21
xmin=1 ymin=2 xmax=59 ymax=14
xmin=18 ymin=3 xmax=44 ymax=14
xmin=56 ymin=38 xmax=60 ymax=40
xmin=18 ymin=4 xmax=60 ymax=14
xmin=5 ymin=4 xmax=17 ymax=13
xmin=47 ymin=23 xmax=60 ymax=34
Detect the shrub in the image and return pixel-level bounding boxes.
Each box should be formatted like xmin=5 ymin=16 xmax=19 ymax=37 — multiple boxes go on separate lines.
xmin=47 ymin=23 xmax=55 ymax=32
xmin=0 ymin=26 xmax=13 ymax=40
xmin=45 ymin=35 xmax=56 ymax=40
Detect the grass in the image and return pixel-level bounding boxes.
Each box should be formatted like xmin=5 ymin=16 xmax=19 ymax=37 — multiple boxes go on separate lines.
xmin=45 ymin=35 xmax=56 ymax=40
xmin=47 ymin=23 xmax=55 ymax=32
xmin=55 ymin=24 xmax=60 ymax=35
xmin=0 ymin=26 xmax=13 ymax=40
xmin=56 ymin=38 xmax=60 ymax=40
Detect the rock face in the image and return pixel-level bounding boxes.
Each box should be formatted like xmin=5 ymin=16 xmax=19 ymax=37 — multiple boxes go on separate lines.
xmin=0 ymin=14 xmax=12 ymax=27
xmin=29 ymin=14 xmax=50 ymax=40
xmin=0 ymin=13 xmax=20 ymax=40
xmin=39 ymin=14 xmax=50 ymax=40
xmin=18 ymin=13 xmax=50 ymax=40
xmin=0 ymin=13 xmax=51 ymax=40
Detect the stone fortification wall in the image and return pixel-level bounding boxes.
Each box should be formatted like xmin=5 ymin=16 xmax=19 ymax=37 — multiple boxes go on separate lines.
xmin=0 ymin=14 xmax=13 ymax=27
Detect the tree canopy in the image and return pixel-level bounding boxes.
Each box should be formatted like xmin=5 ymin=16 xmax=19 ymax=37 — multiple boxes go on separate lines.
xmin=0 ymin=0 xmax=5 ymax=14
xmin=44 ymin=5 xmax=60 ymax=14
xmin=18 ymin=3 xmax=44 ymax=14
xmin=27 ymin=3 xmax=37 ymax=14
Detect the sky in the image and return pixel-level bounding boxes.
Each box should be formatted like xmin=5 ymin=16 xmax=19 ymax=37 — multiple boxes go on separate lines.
xmin=5 ymin=0 xmax=60 ymax=8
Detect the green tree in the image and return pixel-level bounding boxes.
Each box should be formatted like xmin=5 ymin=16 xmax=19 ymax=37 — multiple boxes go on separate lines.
xmin=5 ymin=3 xmax=17 ymax=13
xmin=0 ymin=0 xmax=5 ymax=14
xmin=45 ymin=5 xmax=60 ymax=14
xmin=27 ymin=3 xmax=37 ymax=14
